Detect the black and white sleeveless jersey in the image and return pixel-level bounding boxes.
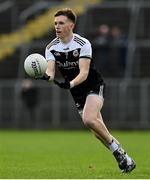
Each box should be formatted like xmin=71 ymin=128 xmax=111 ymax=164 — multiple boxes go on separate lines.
xmin=45 ymin=33 xmax=104 ymax=95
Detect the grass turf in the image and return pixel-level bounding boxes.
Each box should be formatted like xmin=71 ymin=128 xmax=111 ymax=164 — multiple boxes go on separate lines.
xmin=0 ymin=130 xmax=150 ymax=179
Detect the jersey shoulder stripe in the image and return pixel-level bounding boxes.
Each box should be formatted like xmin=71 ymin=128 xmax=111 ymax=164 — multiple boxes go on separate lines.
xmin=74 ymin=34 xmax=91 ymax=45
xmin=74 ymin=36 xmax=86 ymax=45
xmin=74 ymin=35 xmax=86 ymax=42
xmin=73 ymin=39 xmax=84 ymax=46
xmin=47 ymin=38 xmax=60 ymax=49
xmin=74 ymin=39 xmax=85 ymax=46
xmin=74 ymin=37 xmax=86 ymax=46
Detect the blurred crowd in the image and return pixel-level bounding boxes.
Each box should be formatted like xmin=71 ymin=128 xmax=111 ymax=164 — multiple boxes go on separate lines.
xmin=92 ymin=24 xmax=128 ymax=77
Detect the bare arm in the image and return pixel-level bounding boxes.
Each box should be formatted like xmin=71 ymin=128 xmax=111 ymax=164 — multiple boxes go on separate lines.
xmin=70 ymin=58 xmax=91 ymax=87
xmin=46 ymin=60 xmax=56 ymax=81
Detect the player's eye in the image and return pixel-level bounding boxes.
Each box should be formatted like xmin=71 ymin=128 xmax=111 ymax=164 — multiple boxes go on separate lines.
xmin=54 ymin=21 xmax=64 ymax=26
xmin=59 ymin=21 xmax=64 ymax=25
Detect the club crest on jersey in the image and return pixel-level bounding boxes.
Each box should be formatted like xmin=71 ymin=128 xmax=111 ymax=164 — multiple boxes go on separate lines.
xmin=73 ymin=50 xmax=79 ymax=57
xmin=54 ymin=52 xmax=61 ymax=56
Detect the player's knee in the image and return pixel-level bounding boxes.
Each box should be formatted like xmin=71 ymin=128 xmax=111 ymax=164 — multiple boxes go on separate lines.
xmin=82 ymin=114 xmax=96 ymax=128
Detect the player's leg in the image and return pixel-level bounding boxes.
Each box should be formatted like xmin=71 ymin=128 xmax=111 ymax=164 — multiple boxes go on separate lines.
xmin=95 ymin=111 xmax=136 ymax=173
xmin=82 ymin=94 xmax=136 ymax=173
xmin=82 ymin=94 xmax=112 ymax=143
xmin=93 ymin=112 xmax=120 ymax=147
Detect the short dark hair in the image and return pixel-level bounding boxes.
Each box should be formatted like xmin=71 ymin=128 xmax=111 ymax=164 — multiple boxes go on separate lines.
xmin=54 ymin=8 xmax=77 ymax=24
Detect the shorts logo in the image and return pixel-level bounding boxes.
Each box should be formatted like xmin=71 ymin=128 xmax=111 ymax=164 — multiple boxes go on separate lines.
xmin=75 ymin=103 xmax=80 ymax=108
xmin=73 ymin=50 xmax=79 ymax=57
xmin=89 ymin=90 xmax=94 ymax=93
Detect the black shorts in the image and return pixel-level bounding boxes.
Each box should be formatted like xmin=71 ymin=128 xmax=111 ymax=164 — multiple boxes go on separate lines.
xmin=70 ymin=82 xmax=105 ymax=112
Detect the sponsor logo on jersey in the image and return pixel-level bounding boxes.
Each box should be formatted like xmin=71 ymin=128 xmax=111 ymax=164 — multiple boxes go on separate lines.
xmin=57 ymin=61 xmax=79 ymax=69
xmin=54 ymin=52 xmax=61 ymax=56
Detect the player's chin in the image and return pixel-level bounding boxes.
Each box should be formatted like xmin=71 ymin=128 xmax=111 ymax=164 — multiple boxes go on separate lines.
xmin=56 ymin=33 xmax=62 ymax=38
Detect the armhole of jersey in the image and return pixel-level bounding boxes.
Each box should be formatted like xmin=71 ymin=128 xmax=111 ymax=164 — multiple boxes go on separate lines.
xmin=79 ymin=56 xmax=92 ymax=59
xmin=47 ymin=59 xmax=56 ymax=61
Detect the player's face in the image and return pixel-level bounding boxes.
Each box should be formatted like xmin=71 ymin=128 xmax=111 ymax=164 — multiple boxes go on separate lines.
xmin=54 ymin=15 xmax=74 ymax=39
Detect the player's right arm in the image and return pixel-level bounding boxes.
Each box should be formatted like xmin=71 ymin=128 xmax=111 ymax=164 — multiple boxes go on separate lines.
xmin=43 ymin=45 xmax=56 ymax=81
xmin=46 ymin=60 xmax=55 ymax=81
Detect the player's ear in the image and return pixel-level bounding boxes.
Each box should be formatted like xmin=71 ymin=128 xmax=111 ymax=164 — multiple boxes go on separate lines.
xmin=70 ymin=22 xmax=75 ymax=29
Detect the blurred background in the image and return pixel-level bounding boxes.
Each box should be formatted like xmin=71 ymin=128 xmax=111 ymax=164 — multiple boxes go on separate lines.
xmin=0 ymin=0 xmax=150 ymax=130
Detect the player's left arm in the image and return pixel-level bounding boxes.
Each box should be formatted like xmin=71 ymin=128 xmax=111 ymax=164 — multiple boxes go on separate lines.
xmin=69 ymin=39 xmax=92 ymax=88
xmin=70 ymin=58 xmax=91 ymax=88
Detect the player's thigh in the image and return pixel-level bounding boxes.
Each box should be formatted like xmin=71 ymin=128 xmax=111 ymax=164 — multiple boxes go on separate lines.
xmin=83 ymin=94 xmax=103 ymax=119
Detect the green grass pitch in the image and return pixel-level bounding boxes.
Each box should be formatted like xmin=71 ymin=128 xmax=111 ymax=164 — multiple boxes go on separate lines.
xmin=0 ymin=130 xmax=150 ymax=179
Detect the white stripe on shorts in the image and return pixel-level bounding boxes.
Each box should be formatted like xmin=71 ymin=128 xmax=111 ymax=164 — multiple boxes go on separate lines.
xmin=99 ymin=85 xmax=104 ymax=98
xmin=88 ymin=85 xmax=104 ymax=102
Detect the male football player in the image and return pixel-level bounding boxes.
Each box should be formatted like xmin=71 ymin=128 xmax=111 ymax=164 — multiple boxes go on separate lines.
xmin=40 ymin=8 xmax=136 ymax=173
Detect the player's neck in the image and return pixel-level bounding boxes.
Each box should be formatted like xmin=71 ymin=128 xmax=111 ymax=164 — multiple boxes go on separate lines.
xmin=60 ymin=33 xmax=74 ymax=44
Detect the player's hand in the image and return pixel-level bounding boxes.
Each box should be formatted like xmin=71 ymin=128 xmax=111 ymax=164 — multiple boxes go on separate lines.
xmin=36 ymin=73 xmax=50 ymax=81
xmin=54 ymin=77 xmax=70 ymax=89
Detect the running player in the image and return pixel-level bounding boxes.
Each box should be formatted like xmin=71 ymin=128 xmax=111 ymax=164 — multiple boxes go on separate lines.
xmin=40 ymin=8 xmax=136 ymax=173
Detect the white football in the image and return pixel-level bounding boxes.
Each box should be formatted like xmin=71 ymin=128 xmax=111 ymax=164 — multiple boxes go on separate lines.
xmin=24 ymin=53 xmax=48 ymax=78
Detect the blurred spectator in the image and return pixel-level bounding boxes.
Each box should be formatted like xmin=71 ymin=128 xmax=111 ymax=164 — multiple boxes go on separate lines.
xmin=94 ymin=24 xmax=111 ymax=45
xmin=93 ymin=24 xmax=128 ymax=77
xmin=93 ymin=24 xmax=111 ymax=76
xmin=110 ymin=26 xmax=128 ymax=72
xmin=20 ymin=79 xmax=39 ymax=128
